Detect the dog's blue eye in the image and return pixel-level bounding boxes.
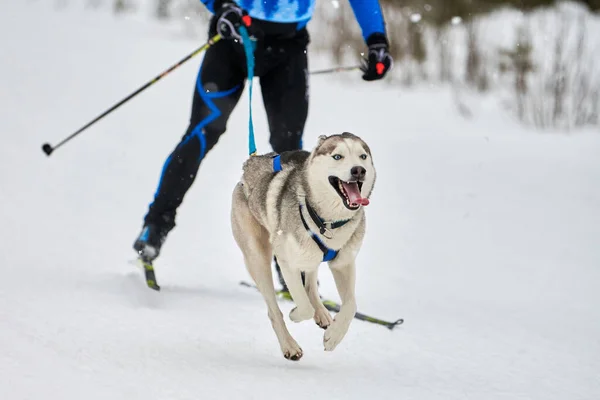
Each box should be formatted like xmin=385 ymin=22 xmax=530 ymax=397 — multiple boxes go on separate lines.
xmin=332 ymin=154 xmax=343 ymax=160
xmin=360 ymin=154 xmax=368 ymax=160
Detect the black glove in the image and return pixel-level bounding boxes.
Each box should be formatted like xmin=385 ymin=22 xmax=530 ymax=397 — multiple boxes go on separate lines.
xmin=212 ymin=0 xmax=261 ymax=42
xmin=360 ymin=33 xmax=393 ymax=81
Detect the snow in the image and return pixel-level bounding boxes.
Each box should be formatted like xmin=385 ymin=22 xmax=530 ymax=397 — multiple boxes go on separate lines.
xmin=1 ymin=2 xmax=600 ymax=399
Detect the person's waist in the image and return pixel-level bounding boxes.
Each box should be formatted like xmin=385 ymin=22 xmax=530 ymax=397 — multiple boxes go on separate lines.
xmin=251 ymin=18 xmax=306 ymax=39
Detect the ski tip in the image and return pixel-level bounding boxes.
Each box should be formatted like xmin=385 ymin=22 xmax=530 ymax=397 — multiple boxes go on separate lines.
xmin=140 ymin=259 xmax=160 ymax=291
xmin=146 ymin=281 xmax=161 ymax=291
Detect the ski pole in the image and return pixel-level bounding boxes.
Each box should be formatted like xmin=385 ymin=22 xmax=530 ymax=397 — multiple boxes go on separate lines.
xmin=309 ymin=65 xmax=360 ymax=75
xmin=41 ymin=34 xmax=222 ymax=157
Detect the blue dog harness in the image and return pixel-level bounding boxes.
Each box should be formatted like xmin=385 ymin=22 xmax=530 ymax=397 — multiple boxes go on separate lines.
xmin=299 ymin=204 xmax=339 ymax=262
xmin=272 ymin=154 xmax=350 ymax=262
xmin=272 ymin=154 xmax=282 ymax=172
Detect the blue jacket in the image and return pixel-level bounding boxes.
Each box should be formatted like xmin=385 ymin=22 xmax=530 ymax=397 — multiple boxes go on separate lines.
xmin=200 ymin=0 xmax=386 ymax=41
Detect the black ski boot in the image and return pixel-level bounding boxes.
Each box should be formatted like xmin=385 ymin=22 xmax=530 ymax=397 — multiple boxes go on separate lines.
xmin=133 ymin=223 xmax=168 ymax=262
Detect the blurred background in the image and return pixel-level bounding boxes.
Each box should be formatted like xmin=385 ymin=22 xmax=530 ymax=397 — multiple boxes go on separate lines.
xmin=48 ymin=0 xmax=600 ymax=131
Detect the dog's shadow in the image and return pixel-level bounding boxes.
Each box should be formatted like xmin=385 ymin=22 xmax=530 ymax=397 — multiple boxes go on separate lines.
xmin=82 ymin=270 xmax=355 ymax=370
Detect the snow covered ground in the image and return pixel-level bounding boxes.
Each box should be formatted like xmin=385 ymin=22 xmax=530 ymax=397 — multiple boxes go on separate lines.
xmin=1 ymin=2 xmax=599 ymax=399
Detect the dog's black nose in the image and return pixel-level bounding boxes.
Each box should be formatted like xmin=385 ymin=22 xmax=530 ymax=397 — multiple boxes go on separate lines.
xmin=351 ymin=166 xmax=366 ymax=180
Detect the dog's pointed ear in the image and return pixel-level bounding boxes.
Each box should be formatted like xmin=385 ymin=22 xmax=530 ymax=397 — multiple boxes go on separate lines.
xmin=311 ymin=135 xmax=328 ymax=152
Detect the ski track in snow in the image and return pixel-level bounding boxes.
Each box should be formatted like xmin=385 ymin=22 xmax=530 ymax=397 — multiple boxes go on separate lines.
xmin=1 ymin=2 xmax=599 ymax=399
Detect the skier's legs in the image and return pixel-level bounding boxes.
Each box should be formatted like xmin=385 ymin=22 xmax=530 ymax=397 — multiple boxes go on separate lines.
xmin=135 ymin=39 xmax=245 ymax=258
xmin=259 ymin=38 xmax=309 ymax=153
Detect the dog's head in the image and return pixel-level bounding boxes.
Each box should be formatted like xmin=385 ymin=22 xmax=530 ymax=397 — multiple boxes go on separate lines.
xmin=306 ymin=132 xmax=376 ymax=213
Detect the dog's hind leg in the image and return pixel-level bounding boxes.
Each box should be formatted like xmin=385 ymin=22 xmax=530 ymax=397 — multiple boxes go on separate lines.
xmin=231 ymin=183 xmax=303 ymax=361
xmin=276 ymin=258 xmax=315 ymax=323
xmin=304 ymin=270 xmax=333 ymax=329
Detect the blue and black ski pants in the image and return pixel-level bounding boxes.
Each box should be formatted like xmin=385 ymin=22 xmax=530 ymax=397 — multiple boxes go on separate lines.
xmin=143 ymin=19 xmax=310 ymax=232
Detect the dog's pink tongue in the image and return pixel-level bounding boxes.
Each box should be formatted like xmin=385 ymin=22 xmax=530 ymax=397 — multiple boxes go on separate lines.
xmin=342 ymin=182 xmax=370 ymax=207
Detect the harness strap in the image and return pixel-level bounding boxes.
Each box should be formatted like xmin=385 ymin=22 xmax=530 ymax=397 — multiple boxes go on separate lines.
xmin=239 ymin=26 xmax=257 ymax=156
xmin=271 ymin=154 xmax=346 ymax=262
xmin=304 ymin=201 xmax=350 ymax=239
xmin=272 ymin=154 xmax=282 ymax=172
xmin=299 ymin=204 xmax=338 ymax=262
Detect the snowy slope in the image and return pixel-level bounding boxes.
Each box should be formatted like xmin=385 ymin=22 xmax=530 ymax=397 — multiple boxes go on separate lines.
xmin=1 ymin=2 xmax=600 ymax=400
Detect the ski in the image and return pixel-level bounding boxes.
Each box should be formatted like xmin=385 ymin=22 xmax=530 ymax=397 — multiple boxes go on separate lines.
xmin=239 ymin=281 xmax=403 ymax=330
xmin=137 ymin=257 xmax=161 ymax=291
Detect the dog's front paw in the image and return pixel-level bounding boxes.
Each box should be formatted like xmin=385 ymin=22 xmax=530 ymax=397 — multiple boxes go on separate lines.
xmin=289 ymin=306 xmax=314 ymax=323
xmin=314 ymin=306 xmax=333 ymax=329
xmin=323 ymin=319 xmax=351 ymax=351
xmin=281 ymin=338 xmax=303 ymax=361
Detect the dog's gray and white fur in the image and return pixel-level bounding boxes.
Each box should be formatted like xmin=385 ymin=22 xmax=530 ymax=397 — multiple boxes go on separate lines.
xmin=230 ymin=132 xmax=376 ymax=361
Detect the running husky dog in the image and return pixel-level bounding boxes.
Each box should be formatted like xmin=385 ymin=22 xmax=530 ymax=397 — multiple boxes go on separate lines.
xmin=230 ymin=132 xmax=376 ymax=361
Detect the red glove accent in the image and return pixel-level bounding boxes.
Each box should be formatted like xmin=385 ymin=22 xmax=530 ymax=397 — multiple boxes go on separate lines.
xmin=242 ymin=15 xmax=252 ymax=27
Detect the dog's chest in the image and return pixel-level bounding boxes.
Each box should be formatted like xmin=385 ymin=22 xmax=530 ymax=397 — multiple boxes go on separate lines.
xmin=320 ymin=224 xmax=357 ymax=250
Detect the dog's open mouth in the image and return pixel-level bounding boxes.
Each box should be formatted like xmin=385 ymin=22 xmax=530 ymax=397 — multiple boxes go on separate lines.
xmin=329 ymin=176 xmax=370 ymax=210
